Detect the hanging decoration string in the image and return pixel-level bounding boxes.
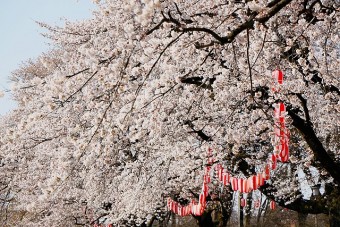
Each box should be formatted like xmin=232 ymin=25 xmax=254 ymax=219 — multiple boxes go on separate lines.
xmin=166 ymin=70 xmax=289 ymax=216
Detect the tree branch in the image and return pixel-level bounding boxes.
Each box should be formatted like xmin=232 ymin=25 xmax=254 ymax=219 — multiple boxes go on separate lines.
xmin=287 ymin=108 xmax=340 ymax=184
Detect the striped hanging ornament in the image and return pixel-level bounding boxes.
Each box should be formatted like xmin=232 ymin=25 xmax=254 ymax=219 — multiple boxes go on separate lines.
xmin=240 ymin=198 xmax=246 ymax=207
xmin=270 ymin=200 xmax=276 ymax=210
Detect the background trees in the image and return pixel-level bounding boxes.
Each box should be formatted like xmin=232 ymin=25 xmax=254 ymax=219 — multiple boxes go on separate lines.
xmin=0 ymin=0 xmax=339 ymax=226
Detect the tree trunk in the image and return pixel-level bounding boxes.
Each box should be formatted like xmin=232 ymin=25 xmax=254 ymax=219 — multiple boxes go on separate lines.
xmin=239 ymin=193 xmax=244 ymax=227
xmin=196 ymin=211 xmax=214 ymax=227
xmin=256 ymin=195 xmax=263 ymax=226
xmin=330 ymin=214 xmax=340 ymax=227
xmin=287 ymin=108 xmax=340 ymax=184
xmin=297 ymin=213 xmax=308 ymax=227
xmin=244 ymin=192 xmax=252 ymax=227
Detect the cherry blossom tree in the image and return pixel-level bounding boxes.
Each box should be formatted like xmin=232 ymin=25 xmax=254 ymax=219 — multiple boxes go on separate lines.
xmin=1 ymin=0 xmax=339 ymax=226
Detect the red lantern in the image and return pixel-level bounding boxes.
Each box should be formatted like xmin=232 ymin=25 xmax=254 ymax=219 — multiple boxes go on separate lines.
xmin=247 ymin=177 xmax=253 ymax=191
xmin=218 ymin=168 xmax=223 ymax=181
xmin=254 ymin=200 xmax=260 ymax=208
xmin=230 ymin=177 xmax=235 ymax=191
xmin=222 ymin=173 xmax=227 ymax=185
xmin=252 ymin=175 xmax=258 ymax=190
xmin=198 ymin=203 xmax=204 ymax=215
xmin=216 ymin=164 xmax=222 ymax=179
xmin=205 ymin=166 xmax=211 ymax=174
xmin=184 ymin=206 xmax=188 ymax=216
xmin=247 ymin=178 xmax=252 ymax=192
xmin=167 ymin=198 xmax=171 ymax=209
xmin=168 ymin=201 xmax=173 ymax=211
xmin=204 ymin=175 xmax=211 ymax=184
xmin=208 ymin=147 xmax=212 ymax=156
xmin=264 ymin=164 xmax=270 ymax=180
xmin=274 ymin=102 xmax=286 ymax=118
xmin=272 ymin=69 xmax=284 ymax=85
xmin=191 ymin=205 xmax=196 ymax=215
xmin=215 ymin=163 xmax=221 ymax=170
xmin=279 ymin=102 xmax=285 ymax=114
xmin=279 ymin=138 xmax=289 ymax=162
xmin=270 ymin=200 xmax=276 ymax=210
xmin=199 ymin=193 xmax=206 ymax=205
xmin=271 ymin=154 xmax=277 ymax=170
xmin=242 ymin=178 xmax=248 ymax=193
xmin=181 ymin=206 xmax=185 ymax=216
xmin=192 ymin=203 xmax=204 ymax=216
xmin=208 ymin=157 xmax=214 ymax=165
xmin=172 ymin=201 xmax=177 ymax=213
xmin=274 ymin=126 xmax=281 ymax=141
xmin=256 ymin=173 xmax=264 ymax=187
xmin=202 ymin=182 xmax=208 ymax=197
xmin=238 ymin=178 xmax=244 ymax=193
xmin=240 ymin=198 xmax=246 ymax=207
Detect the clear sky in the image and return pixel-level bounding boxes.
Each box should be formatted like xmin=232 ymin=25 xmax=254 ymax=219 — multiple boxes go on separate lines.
xmin=0 ymin=0 xmax=95 ymax=116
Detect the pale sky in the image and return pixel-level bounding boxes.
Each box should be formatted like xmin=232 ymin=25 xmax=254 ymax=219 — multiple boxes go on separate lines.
xmin=0 ymin=0 xmax=95 ymax=115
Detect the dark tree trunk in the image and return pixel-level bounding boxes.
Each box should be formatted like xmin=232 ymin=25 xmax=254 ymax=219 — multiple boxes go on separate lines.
xmin=244 ymin=192 xmax=252 ymax=227
xmin=287 ymin=106 xmax=340 ymax=184
xmin=298 ymin=213 xmax=308 ymax=227
xmin=218 ymin=189 xmax=233 ymax=227
xmin=240 ymin=207 xmax=244 ymax=227
xmin=196 ymin=211 xmax=214 ymax=227
xmin=330 ymin=214 xmax=340 ymax=227
xmin=239 ymin=193 xmax=244 ymax=227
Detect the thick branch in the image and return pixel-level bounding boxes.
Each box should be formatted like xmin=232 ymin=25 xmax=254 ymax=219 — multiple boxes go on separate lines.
xmin=292 ymin=93 xmax=311 ymax=123
xmin=184 ymin=120 xmax=212 ymax=141
xmin=153 ymin=0 xmax=292 ymax=45
xmin=287 ymin=109 xmax=340 ymax=184
xmin=180 ymin=76 xmax=215 ymax=90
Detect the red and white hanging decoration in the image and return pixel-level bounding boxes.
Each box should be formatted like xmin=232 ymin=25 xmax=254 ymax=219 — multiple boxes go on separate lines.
xmin=272 ymin=69 xmax=290 ymax=163
xmin=254 ymin=199 xmax=261 ymax=208
xmin=272 ymin=69 xmax=284 ymax=92
xmin=166 ymin=70 xmax=288 ymax=217
xmin=270 ymin=200 xmax=276 ymax=210
xmin=240 ymin=198 xmax=246 ymax=207
xmin=167 ymin=148 xmax=213 ymax=216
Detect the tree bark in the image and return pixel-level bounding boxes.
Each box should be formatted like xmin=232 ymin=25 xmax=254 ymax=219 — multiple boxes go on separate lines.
xmin=330 ymin=214 xmax=340 ymax=227
xmin=239 ymin=193 xmax=244 ymax=227
xmin=297 ymin=213 xmax=308 ymax=227
xmin=196 ymin=211 xmax=214 ymax=227
xmin=287 ymin=109 xmax=340 ymax=184
xmin=244 ymin=192 xmax=252 ymax=227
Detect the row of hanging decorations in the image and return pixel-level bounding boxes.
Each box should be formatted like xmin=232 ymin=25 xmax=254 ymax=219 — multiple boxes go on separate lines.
xmin=240 ymin=198 xmax=276 ymax=210
xmin=167 ymin=70 xmax=289 ymax=216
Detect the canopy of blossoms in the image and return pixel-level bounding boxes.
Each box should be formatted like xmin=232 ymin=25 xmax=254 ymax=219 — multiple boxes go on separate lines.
xmin=0 ymin=0 xmax=339 ymax=226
